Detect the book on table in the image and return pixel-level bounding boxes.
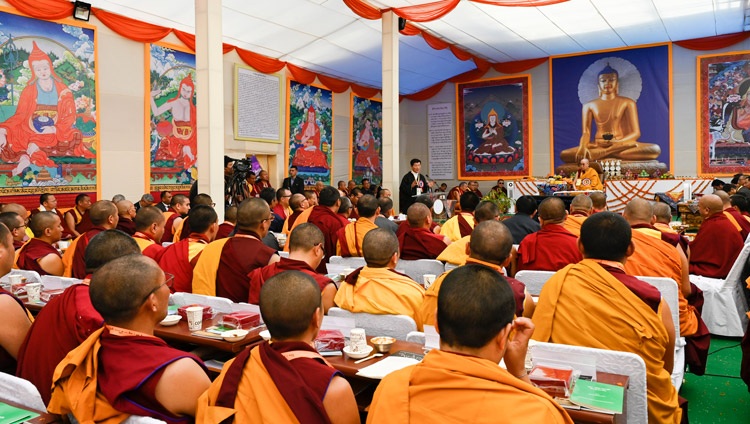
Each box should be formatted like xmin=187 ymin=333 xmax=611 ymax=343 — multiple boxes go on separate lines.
xmin=568 ymin=378 xmax=624 ymax=415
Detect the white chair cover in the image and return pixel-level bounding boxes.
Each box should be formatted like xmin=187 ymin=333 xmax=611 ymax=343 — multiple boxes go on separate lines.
xmin=513 ymin=270 xmax=556 ymax=295
xmin=0 ymin=373 xmax=46 ymax=412
xmin=328 ymin=307 xmax=416 ymax=340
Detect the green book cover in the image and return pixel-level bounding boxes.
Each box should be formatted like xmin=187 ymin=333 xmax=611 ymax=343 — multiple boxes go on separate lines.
xmin=569 ymin=378 xmax=624 ymax=414
xmin=0 ymin=402 xmax=40 ymax=424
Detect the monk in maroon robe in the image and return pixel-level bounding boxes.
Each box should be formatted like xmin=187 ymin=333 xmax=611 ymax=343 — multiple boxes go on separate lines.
xmin=689 ymin=195 xmax=745 ymax=278
xmin=16 ymin=211 xmax=64 ymax=276
xmin=517 ymin=197 xmax=582 ymax=272
xmin=307 ymin=186 xmax=349 ymax=273
xmin=63 ymin=201 xmax=119 ymax=278
xmin=397 ymin=203 xmax=450 ymax=260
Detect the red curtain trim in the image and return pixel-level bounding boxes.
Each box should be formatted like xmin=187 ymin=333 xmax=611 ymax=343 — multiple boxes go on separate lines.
xmin=235 ymin=48 xmax=287 ymax=74
xmin=471 ymin=0 xmax=569 ymax=6
xmin=93 ymin=8 xmax=172 ymax=43
xmin=342 ymin=0 xmax=382 ymax=20
xmin=674 ymin=32 xmax=750 ymax=51
xmin=493 ymin=57 xmax=547 ymax=74
xmin=393 ymin=0 xmax=460 ymax=23
xmin=6 ymin=0 xmax=72 ymax=20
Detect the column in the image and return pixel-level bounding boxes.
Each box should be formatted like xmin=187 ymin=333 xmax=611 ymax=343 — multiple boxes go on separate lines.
xmin=382 ymin=11 xmax=400 ymax=212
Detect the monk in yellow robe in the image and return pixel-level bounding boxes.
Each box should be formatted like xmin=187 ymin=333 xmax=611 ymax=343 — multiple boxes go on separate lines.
xmin=369 ymin=264 xmax=572 ymax=424
xmin=132 ymin=206 xmax=166 ymax=261
xmin=532 ymin=212 xmax=681 ymax=423
xmin=437 ymin=200 xmax=500 ymax=265
xmin=574 ymin=158 xmax=603 ymax=190
xmin=562 ymin=194 xmax=592 ymax=237
xmin=440 ymin=191 xmax=479 ymax=242
xmin=197 ymin=270 xmax=359 ymax=424
xmin=334 ymin=228 xmax=425 ymax=330
xmin=336 ymin=194 xmax=379 ymax=256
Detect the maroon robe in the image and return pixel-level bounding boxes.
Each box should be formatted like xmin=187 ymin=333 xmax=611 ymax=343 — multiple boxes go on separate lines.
xmin=397 ymin=225 xmax=448 ymax=260
xmin=1 ymin=289 xmax=28 ymax=375
xmin=16 ymin=283 xmax=102 ymax=404
xmin=12 ymin=239 xmax=24 ymax=250
xmin=98 ymin=327 xmax=207 ymax=423
xmin=307 ymin=206 xmax=349 ymax=273
xmin=287 ymin=211 xmax=302 ymax=229
xmin=457 ymin=213 xmax=473 ymax=238
xmin=70 ymin=226 xmax=106 ymax=279
xmin=16 ymin=238 xmax=61 ymax=276
xmin=215 ymin=229 xmax=277 ymax=302
xmin=272 ymin=204 xmax=288 ymax=220
xmin=163 ymin=208 xmax=180 ymax=238
xmin=64 ymin=208 xmax=93 ymax=235
xmin=32 ymin=208 xmax=72 ymax=239
xmin=216 ymin=222 xmax=235 ymax=240
xmin=177 ymin=216 xmax=195 ymax=241
xmin=517 ymin=224 xmax=582 ymax=272
xmin=157 ymin=235 xmax=208 ymax=293
xmin=602 ymin=264 xmax=662 ymax=312
xmin=725 ymin=208 xmax=750 ymax=240
xmin=247 ymin=257 xmax=333 ymax=304
xmin=689 ymin=213 xmax=745 ymax=278
xmin=116 ymin=217 xmax=136 ymax=236
xmin=133 ymin=232 xmax=167 ymax=262
xmin=742 ymin=320 xmax=750 ymax=390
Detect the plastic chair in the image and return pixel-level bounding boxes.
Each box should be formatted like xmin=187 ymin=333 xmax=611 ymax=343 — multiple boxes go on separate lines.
xmin=531 ymin=342 xmax=648 ymax=424
xmin=123 ymin=416 xmax=167 ymax=423
xmin=1 ymin=269 xmax=43 ymax=285
xmin=689 ymin=243 xmax=750 ymax=336
xmin=394 ymin=259 xmax=445 ymax=285
xmin=329 ymin=256 xmax=366 ymax=269
xmin=40 ymin=275 xmax=83 ymax=290
xmin=405 ymin=331 xmax=425 ymax=345
xmin=171 ymin=292 xmax=234 ymax=314
xmin=513 ymin=270 xmax=556 ymax=295
xmin=328 ymin=307 xmax=416 ymax=340
xmin=0 ymin=373 xmax=45 ymax=412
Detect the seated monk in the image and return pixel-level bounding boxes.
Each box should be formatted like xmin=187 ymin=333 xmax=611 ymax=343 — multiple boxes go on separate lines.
xmin=249 ymin=224 xmax=337 ymax=313
xmin=533 ymin=212 xmax=681 ymax=423
xmin=337 ymin=196 xmax=352 ymax=220
xmin=369 ymin=265 xmax=572 ymax=424
xmin=158 ymin=205 xmax=218 ymax=294
xmin=652 ymin=202 xmax=690 ymax=256
xmin=216 ymin=205 xmax=237 ymax=240
xmin=375 ymin=197 xmax=399 ymax=232
xmin=501 ymin=195 xmax=540 ymax=245
xmin=590 ymin=191 xmax=607 ymax=213
xmin=560 ymin=64 xmax=661 ymax=164
xmin=17 ymin=230 xmax=140 ymax=404
xmin=48 ymin=254 xmax=210 ymax=422
xmin=517 ymin=197 xmax=582 ymax=272
xmin=15 ymin=211 xmax=63 ymax=276
xmin=716 ymin=190 xmax=750 ymax=241
xmin=335 ymin=228 xmax=425 ymax=330
xmin=0 ymin=212 xmax=27 ymax=250
xmin=62 ymin=200 xmax=119 ymax=278
xmin=562 ymin=194 xmax=592 ymax=237
xmin=306 ymin=186 xmax=349 ymax=272
xmin=115 ymin=200 xmax=136 ymax=236
xmin=31 ymin=193 xmax=73 ymax=240
xmin=346 ymin=188 xmax=362 ymax=219
xmin=623 ymin=199 xmax=711 ymax=375
xmin=574 ymin=158 xmax=603 ymax=191
xmin=192 ymin=198 xmax=279 ymax=303
xmin=447 ymin=182 xmax=468 ymax=212
xmin=0 ymin=223 xmax=33 ymax=375
xmin=336 ymin=194 xmax=379 ymax=257
xmin=281 ymin=193 xmax=309 ymax=242
xmin=3 ymin=204 xmax=32 ymax=242
xmin=163 ymin=194 xmax=190 ymax=240
xmin=398 ymin=203 xmax=450 ymax=260
xmin=424 ymin=220 xmax=533 ymax=328
xmin=63 ymin=193 xmax=92 ymax=238
xmin=440 ymin=191 xmax=479 ymax=242
xmin=133 ymin=206 xmax=167 ymax=261
xmin=174 ymin=193 xmax=214 ymax=242
xmin=689 ymin=194 xmax=745 ymax=279
xmin=730 ymin=194 xmax=750 ymax=222
xmin=196 ymin=271 xmax=358 ymax=424
xmin=438 ymin=201 xmax=500 ymax=266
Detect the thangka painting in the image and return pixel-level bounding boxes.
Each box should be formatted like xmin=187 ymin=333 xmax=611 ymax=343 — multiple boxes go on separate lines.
xmin=457 ymin=76 xmax=530 ymax=179
xmin=551 ymin=44 xmax=671 ymax=177
xmin=350 ymin=95 xmax=382 ymax=185
xmin=0 ymin=10 xmax=97 ymax=195
xmin=148 ymin=43 xmax=196 ymax=191
xmin=287 ymin=80 xmax=333 ymax=187
xmin=698 ymin=52 xmax=750 ymax=176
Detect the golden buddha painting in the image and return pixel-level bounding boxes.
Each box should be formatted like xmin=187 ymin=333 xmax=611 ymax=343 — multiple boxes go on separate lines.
xmin=552 ymin=45 xmax=670 ymax=176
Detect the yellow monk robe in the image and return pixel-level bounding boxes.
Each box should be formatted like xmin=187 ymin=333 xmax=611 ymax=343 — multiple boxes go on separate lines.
xmin=336 ymin=218 xmax=378 ymax=256
xmin=574 ymin=167 xmax=603 ymax=190
xmin=626 ymin=227 xmax=698 ymax=336
xmin=654 ymin=222 xmax=678 ymax=234
xmin=367 ymin=348 xmax=573 ymax=424
xmin=562 ymin=213 xmax=587 ymax=237
xmin=436 ymin=235 xmax=469 ymax=265
xmin=533 ymin=260 xmax=680 ymax=423
xmin=61 ymin=234 xmax=82 ymax=277
xmin=191 ymin=238 xmax=231 ymax=297
xmin=439 ymin=213 xmax=475 ymax=242
xmin=334 ymin=266 xmax=425 ymax=330
xmin=47 ymin=328 xmax=129 ymax=423
xmin=283 ymin=207 xmax=314 ymax=252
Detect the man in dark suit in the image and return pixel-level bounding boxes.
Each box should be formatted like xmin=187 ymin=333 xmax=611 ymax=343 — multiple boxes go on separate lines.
xmin=399 ymin=158 xmax=431 ymax=214
xmin=282 ymin=165 xmax=305 ymax=195
xmin=155 ymin=191 xmax=171 ymax=212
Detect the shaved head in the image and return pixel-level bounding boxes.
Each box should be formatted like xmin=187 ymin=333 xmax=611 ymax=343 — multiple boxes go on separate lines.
xmin=590 ymin=191 xmax=607 ymax=211
xmin=406 ymin=203 xmax=430 ymax=228
xmin=470 ymin=220 xmax=512 ymax=265
xmin=715 ymin=190 xmax=731 ymax=206
xmin=260 ymin=270 xmax=321 ymax=340
xmin=224 ymin=205 xmax=238 ymax=224
xmin=699 ymin=194 xmax=724 ymax=217
xmin=135 ymin=206 xmax=165 ymax=231
xmin=84 ymin=229 xmax=140 ymax=273
xmin=653 ymin=202 xmax=672 ymax=224
xmin=116 ymin=200 xmax=133 ymax=216
xmin=537 ymin=197 xmax=566 ymax=224
xmin=289 ymin=223 xmax=324 ymax=252
xmin=363 ymin=228 xmax=399 ymax=268
xmin=29 ymin=211 xmax=59 ymax=238
xmin=89 ymin=200 xmax=117 ymax=226
xmin=237 ymin=198 xmax=270 ymax=230
xmin=290 ymin=194 xmax=306 ymax=211
xmin=570 ymin=194 xmax=593 ymax=214
xmin=623 ymin=198 xmax=653 ymax=225
xmin=474 ymin=201 xmax=499 ymax=223
xmin=2 ymin=203 xmax=27 ymax=217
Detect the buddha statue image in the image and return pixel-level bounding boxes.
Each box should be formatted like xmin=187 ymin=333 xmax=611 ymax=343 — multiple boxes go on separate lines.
xmin=558 ymin=59 xmax=666 ymax=175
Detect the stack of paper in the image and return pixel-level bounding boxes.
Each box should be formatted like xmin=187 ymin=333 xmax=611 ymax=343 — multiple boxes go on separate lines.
xmin=356 ymin=356 xmax=419 ymax=379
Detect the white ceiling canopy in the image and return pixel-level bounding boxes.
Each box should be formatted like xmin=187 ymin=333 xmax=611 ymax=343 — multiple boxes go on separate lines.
xmin=85 ymin=0 xmax=747 ymax=95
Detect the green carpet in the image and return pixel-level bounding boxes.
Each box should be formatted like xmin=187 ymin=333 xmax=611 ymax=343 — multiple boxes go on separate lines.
xmin=681 ymin=336 xmax=750 ymax=423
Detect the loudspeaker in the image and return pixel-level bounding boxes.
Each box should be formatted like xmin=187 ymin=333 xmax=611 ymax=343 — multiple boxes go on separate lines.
xmin=398 ymin=18 xmax=407 ymax=31
xmin=506 ymin=181 xmax=515 ymax=199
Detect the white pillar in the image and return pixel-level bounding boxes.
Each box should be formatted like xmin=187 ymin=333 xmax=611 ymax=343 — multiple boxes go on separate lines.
xmin=195 ymin=0 xmax=225 ymax=220
xmin=382 ymin=11 xmax=400 ymax=212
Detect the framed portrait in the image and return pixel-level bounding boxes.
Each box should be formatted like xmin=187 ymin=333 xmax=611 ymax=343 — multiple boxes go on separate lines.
xmin=0 ymin=9 xmax=98 ymax=198
xmin=456 ymin=76 xmax=531 ymax=180
xmin=286 ymin=80 xmax=333 ymax=187
xmin=146 ymin=43 xmax=197 ymax=193
xmin=551 ymin=44 xmax=671 ymax=177
xmin=350 ymin=95 xmax=382 ymax=185
xmin=697 ymin=51 xmax=750 ymax=176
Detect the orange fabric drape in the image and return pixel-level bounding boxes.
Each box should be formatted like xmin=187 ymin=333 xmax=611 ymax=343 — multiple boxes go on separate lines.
xmin=286 ymin=64 xmax=317 ymax=85
xmin=351 ymin=84 xmax=381 ymax=99
xmin=394 ymin=0 xmax=461 ymax=22
xmin=342 ymin=0 xmax=382 ymax=20
xmin=6 ymin=0 xmax=72 ymax=20
xmin=172 ymin=30 xmax=234 ymax=54
xmin=92 ymin=9 xmax=172 ymax=43
xmin=235 ymin=48 xmax=287 ymax=74
xmin=493 ymin=57 xmax=548 ymax=74
xmin=675 ymin=32 xmax=750 ymax=51
xmin=471 ymin=0 xmax=568 ymax=6
xmin=317 ymin=74 xmax=353 ymax=93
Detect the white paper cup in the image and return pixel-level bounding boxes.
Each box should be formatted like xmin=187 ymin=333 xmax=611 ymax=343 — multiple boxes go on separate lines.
xmin=423 ymin=274 xmax=437 ymax=289
xmin=350 ymin=328 xmax=367 ymax=353
xmin=7 ymin=274 xmax=22 ymax=285
xmin=26 ymin=283 xmax=42 ymax=303
xmin=186 ymin=306 xmax=204 ymax=331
